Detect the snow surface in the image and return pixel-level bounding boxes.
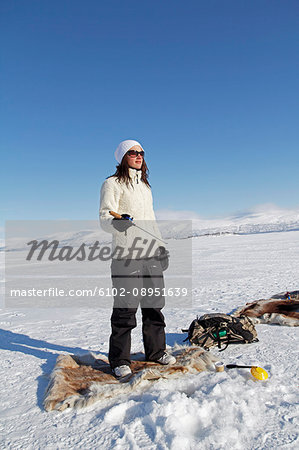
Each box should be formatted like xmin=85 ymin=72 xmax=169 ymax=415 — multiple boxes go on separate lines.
xmin=0 ymin=230 xmax=298 ymax=449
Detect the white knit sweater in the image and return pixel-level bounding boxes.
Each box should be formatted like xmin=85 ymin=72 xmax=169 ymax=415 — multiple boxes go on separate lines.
xmin=99 ymin=168 xmax=164 ymax=258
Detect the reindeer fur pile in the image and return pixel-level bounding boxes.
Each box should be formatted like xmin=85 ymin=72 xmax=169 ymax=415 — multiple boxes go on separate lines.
xmin=233 ymin=291 xmax=299 ymax=326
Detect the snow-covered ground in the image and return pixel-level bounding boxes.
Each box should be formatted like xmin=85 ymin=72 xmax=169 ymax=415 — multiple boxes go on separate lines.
xmin=0 ymin=230 xmax=298 ymax=449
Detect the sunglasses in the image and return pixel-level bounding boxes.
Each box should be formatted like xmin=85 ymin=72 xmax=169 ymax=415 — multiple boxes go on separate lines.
xmin=127 ymin=150 xmax=144 ymax=158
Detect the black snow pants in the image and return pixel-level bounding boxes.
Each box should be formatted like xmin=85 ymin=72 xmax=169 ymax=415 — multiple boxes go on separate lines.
xmin=108 ymin=257 xmax=166 ymax=369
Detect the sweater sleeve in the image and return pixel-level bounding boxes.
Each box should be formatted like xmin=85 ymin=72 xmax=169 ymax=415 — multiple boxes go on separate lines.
xmin=99 ymin=177 xmax=121 ymax=234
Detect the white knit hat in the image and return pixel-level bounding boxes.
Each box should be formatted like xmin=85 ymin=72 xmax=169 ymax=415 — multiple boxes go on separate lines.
xmin=114 ymin=139 xmax=144 ymax=163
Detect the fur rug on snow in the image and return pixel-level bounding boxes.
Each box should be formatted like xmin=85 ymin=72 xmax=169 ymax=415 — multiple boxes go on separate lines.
xmin=233 ymin=291 xmax=299 ymax=326
xmin=44 ymin=346 xmax=218 ymax=412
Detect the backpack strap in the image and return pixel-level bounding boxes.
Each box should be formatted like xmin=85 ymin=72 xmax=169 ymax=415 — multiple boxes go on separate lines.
xmin=218 ymin=334 xmax=230 ymax=352
xmin=201 ymin=331 xmax=212 ymax=349
xmin=214 ymin=327 xmax=222 ymax=349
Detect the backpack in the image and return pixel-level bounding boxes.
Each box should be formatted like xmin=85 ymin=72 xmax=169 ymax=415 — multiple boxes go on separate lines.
xmin=182 ymin=313 xmax=258 ymax=351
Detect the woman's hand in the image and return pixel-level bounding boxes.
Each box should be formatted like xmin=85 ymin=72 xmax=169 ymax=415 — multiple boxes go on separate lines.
xmin=157 ymin=246 xmax=169 ymax=271
xmin=112 ymin=214 xmax=133 ymax=232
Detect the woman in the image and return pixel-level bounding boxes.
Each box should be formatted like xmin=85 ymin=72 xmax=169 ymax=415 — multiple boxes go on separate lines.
xmin=99 ymin=139 xmax=176 ymax=378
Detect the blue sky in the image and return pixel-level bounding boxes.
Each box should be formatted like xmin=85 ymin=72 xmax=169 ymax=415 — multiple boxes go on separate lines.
xmin=1 ymin=0 xmax=298 ymax=228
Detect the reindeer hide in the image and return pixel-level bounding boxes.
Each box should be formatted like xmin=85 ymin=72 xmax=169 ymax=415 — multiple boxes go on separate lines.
xmin=233 ymin=291 xmax=299 ymax=326
xmin=44 ymin=346 xmax=218 ymax=412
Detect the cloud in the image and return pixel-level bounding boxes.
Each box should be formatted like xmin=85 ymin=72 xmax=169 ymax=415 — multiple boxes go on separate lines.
xmin=249 ymin=203 xmax=299 ymax=213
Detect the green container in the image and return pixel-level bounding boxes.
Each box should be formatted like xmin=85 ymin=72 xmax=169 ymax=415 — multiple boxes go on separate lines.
xmin=213 ymin=329 xmax=227 ymax=338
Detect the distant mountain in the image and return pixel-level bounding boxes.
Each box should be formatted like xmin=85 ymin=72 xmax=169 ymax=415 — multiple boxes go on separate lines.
xmin=1 ymin=206 xmax=299 ymax=251
xmin=157 ymin=206 xmax=299 ymax=238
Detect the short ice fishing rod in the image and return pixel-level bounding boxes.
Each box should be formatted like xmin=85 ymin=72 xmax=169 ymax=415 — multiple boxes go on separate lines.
xmin=109 ymin=211 xmax=167 ymax=245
